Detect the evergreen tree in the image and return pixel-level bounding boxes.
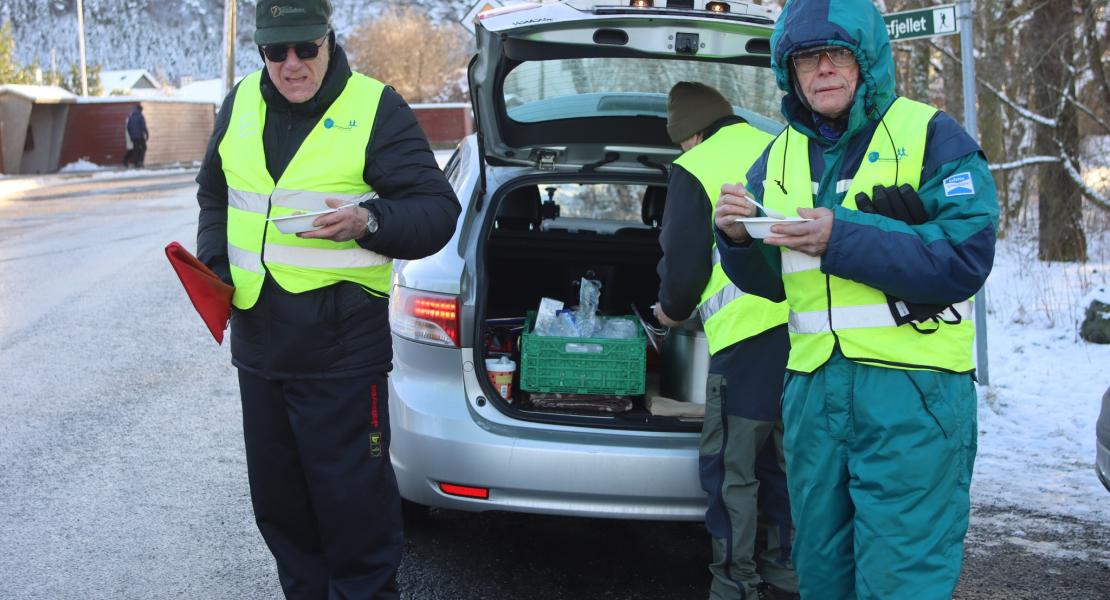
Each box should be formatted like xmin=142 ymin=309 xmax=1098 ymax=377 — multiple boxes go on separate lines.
xmin=0 ymin=21 xmax=34 ymax=84
xmin=61 ymin=62 xmax=103 ymax=95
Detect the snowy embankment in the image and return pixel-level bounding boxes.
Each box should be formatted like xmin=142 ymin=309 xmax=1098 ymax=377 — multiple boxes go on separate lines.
xmin=973 ymin=215 xmax=1109 ymax=550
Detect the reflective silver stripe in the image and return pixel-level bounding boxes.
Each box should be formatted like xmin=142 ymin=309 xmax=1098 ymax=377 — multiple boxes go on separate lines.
xmin=263 ymin=244 xmax=391 ymax=269
xmin=698 ymin=283 xmax=747 ymax=322
xmin=272 ymin=189 xmax=377 ymax=212
xmin=836 ymin=179 xmax=854 ymax=194
xmin=780 ymin=250 xmax=820 ymax=275
xmin=789 ymin=309 xmax=831 ymax=334
xmin=711 ymin=247 xmax=721 ymax=266
xmin=789 ymin=301 xmax=973 ymax=334
xmin=812 ymin=181 xmax=820 ymax=195
xmin=228 ymin=243 xmax=263 ymax=274
xmin=228 ymin=189 xmax=269 ymax=214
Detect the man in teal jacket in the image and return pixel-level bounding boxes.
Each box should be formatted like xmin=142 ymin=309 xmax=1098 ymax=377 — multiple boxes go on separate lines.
xmin=713 ymin=0 xmax=998 ymax=598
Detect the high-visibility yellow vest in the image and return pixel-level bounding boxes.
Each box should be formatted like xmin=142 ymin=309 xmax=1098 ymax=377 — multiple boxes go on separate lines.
xmin=762 ymin=97 xmax=975 ymax=373
xmin=673 ymin=123 xmax=788 ymax=356
xmin=220 ymin=70 xmax=392 ymax=309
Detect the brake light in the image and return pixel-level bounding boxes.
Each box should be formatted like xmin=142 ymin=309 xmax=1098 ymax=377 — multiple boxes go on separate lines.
xmin=439 ymin=482 xmax=490 ymax=500
xmin=390 ymin=285 xmax=461 ymax=347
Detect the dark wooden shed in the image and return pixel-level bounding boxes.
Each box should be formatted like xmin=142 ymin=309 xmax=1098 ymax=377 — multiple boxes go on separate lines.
xmin=58 ymin=99 xmax=215 ymax=169
xmin=0 ymin=86 xmax=217 ymax=174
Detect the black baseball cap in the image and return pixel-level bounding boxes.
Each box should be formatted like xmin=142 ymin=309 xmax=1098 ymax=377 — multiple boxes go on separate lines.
xmin=254 ymin=0 xmax=332 ymax=46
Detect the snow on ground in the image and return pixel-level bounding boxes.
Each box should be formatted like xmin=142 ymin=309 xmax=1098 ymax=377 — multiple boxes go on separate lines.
xmin=974 ymin=222 xmax=1110 ymax=528
xmin=0 ymin=164 xmax=201 ymax=202
xmin=58 ymin=159 xmax=102 ymax=173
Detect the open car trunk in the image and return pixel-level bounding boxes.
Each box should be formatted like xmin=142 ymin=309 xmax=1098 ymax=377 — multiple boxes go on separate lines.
xmin=461 ymin=1 xmax=781 ymax=431
xmin=474 ymin=178 xmax=704 ymax=432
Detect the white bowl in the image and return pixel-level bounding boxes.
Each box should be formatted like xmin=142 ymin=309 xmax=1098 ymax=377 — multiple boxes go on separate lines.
xmin=735 ymin=216 xmax=810 ymax=239
xmin=268 ymin=207 xmax=339 ymax=234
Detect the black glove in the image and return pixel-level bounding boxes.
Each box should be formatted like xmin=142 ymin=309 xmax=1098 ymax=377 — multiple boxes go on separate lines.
xmin=855 ymin=185 xmax=956 ymax=332
xmin=855 ymin=184 xmax=929 ymax=225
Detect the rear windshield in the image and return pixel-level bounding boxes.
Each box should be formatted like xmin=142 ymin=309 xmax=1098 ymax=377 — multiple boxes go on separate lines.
xmin=547 ymin=182 xmax=646 ymax=222
xmin=498 ymin=182 xmax=650 ymax=231
xmin=503 ymin=58 xmax=781 ymax=125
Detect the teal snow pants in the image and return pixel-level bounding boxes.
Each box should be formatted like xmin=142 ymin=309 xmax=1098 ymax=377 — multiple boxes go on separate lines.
xmin=782 ymin=352 xmax=977 ymax=600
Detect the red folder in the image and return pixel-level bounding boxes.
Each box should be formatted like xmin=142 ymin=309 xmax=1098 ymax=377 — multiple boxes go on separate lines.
xmin=165 ymin=242 xmax=234 ymax=344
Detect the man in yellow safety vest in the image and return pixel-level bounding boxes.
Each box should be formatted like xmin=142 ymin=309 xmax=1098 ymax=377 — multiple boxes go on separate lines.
xmin=194 ymin=1 xmax=460 ymax=597
xmin=653 ymin=82 xmax=797 ymax=600
xmin=713 ymin=0 xmax=998 ymax=598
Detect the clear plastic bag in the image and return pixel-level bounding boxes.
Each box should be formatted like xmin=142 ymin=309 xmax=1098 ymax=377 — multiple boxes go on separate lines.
xmin=596 ymin=317 xmax=637 ymax=339
xmin=549 ymin=310 xmax=580 ymax=337
xmin=574 ymin=278 xmax=602 ymax=338
xmin=534 ymin=279 xmax=605 ymax=338
xmin=533 ymin=297 xmax=565 ymax=336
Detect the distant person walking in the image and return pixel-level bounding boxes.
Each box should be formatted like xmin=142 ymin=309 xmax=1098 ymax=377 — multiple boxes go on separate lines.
xmin=124 ymin=105 xmax=148 ymax=168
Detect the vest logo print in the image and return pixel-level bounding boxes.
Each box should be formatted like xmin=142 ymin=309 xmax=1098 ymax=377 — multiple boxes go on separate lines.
xmin=323 ymin=117 xmax=357 ymax=131
xmin=943 ymin=172 xmax=975 ymax=196
xmin=237 ymin=113 xmax=260 ymax=139
xmin=271 ymin=6 xmax=306 ymax=17
xmin=867 ymin=146 xmax=909 ymax=163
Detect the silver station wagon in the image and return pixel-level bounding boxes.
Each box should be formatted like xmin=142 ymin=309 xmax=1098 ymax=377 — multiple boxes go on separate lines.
xmin=388 ymin=0 xmax=783 ymax=520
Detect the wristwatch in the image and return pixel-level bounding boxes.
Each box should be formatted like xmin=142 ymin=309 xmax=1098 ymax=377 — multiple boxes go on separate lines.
xmin=364 ymin=204 xmax=379 ymax=234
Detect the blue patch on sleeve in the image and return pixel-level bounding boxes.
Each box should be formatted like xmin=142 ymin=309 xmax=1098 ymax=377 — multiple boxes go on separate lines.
xmin=943 ymin=172 xmax=975 ymax=196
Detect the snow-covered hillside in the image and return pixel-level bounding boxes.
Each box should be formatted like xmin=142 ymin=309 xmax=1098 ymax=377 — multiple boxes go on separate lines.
xmin=3 ymin=0 xmax=475 ymax=83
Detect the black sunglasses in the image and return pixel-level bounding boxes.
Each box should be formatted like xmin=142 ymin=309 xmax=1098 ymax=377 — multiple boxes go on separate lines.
xmin=260 ymin=38 xmax=325 ymax=63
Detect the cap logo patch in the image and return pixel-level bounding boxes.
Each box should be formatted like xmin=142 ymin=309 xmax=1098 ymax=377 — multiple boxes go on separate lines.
xmin=271 ymin=5 xmax=306 ymax=17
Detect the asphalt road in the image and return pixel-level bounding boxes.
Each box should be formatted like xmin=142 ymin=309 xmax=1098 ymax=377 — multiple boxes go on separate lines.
xmin=0 ymin=174 xmax=1106 ymax=599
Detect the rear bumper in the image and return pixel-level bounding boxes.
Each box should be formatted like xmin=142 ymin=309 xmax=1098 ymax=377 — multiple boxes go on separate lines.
xmin=1097 ymin=434 xmax=1110 ymax=493
xmin=388 ymin=341 xmax=706 ymax=521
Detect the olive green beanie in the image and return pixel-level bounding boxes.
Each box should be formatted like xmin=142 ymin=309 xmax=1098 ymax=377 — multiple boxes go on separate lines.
xmin=666 ymin=82 xmax=733 ymax=144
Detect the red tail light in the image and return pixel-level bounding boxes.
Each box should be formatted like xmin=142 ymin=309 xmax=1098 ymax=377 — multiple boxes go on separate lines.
xmin=390 ymin=285 xmax=461 ymax=347
xmin=438 ymin=482 xmax=490 ymax=500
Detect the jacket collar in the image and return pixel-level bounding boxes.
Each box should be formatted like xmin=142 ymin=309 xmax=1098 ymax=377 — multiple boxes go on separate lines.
xmin=702 ymin=115 xmax=747 ymax=140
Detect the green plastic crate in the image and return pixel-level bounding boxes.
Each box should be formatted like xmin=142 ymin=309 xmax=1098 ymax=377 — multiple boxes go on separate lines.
xmin=520 ymin=311 xmax=646 ymax=396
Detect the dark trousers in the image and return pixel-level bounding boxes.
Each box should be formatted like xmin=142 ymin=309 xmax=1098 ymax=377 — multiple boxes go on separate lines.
xmin=125 ymin=138 xmax=147 ymax=167
xmin=238 ymin=370 xmax=403 ymax=600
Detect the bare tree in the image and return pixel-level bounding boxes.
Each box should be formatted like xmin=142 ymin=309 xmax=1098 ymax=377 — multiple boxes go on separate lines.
xmin=921 ymin=0 xmax=1108 ymax=260
xmin=345 ymin=6 xmax=470 ymax=103
xmin=1080 ymin=0 xmax=1110 ymax=114
xmin=1026 ymin=0 xmax=1086 ymax=260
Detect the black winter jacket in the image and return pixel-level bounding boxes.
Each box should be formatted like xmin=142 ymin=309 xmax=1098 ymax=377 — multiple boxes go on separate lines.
xmin=195 ymin=46 xmax=461 ymax=379
xmin=655 ymin=115 xmax=788 ymax=419
xmin=126 ymin=109 xmax=147 ymax=141
xmin=655 ymin=116 xmax=745 ymax=325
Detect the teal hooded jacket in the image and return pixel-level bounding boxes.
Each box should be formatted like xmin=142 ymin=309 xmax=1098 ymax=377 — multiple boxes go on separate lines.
xmin=717 ymin=0 xmax=999 ymax=308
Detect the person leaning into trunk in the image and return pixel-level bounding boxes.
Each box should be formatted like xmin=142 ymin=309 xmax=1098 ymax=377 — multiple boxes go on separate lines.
xmin=652 ymin=82 xmax=798 ymax=600
xmin=713 ymin=0 xmax=998 ymax=598
xmin=194 ymin=0 xmax=460 ymax=597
